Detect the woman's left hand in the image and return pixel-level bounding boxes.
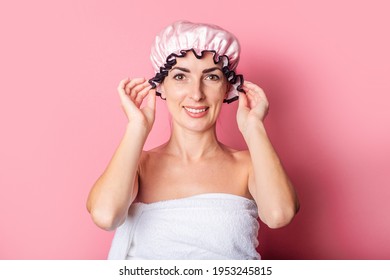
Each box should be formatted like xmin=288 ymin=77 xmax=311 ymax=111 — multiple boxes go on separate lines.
xmin=236 ymin=81 xmax=269 ymax=135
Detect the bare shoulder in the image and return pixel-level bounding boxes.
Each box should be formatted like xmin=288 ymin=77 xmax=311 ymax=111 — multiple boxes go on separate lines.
xmin=220 ymin=144 xmax=253 ymax=199
xmin=139 ymin=143 xmax=169 ymax=169
xmin=220 ymin=143 xmax=251 ymax=164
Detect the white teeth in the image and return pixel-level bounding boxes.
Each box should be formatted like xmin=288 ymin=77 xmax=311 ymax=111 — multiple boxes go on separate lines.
xmin=184 ymin=107 xmax=207 ymax=114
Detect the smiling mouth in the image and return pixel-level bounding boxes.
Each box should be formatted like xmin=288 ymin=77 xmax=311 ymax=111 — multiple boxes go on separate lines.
xmin=183 ymin=107 xmax=209 ymax=114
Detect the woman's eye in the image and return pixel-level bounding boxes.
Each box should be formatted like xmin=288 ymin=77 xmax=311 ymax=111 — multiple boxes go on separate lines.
xmin=173 ymin=74 xmax=185 ymax=80
xmin=206 ymin=74 xmax=220 ymax=81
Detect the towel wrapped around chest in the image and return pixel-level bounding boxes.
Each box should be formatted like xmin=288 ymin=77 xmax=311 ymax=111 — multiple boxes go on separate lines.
xmin=108 ymin=193 xmax=260 ymax=260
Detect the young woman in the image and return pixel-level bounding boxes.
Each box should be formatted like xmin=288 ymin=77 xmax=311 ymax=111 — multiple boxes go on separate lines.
xmin=87 ymin=21 xmax=299 ymax=260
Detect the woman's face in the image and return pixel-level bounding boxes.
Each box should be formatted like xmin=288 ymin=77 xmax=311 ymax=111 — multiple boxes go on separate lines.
xmin=161 ymin=51 xmax=229 ymax=133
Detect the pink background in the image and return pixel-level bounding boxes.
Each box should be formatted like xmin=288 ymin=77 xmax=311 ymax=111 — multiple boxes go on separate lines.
xmin=1 ymin=0 xmax=389 ymax=259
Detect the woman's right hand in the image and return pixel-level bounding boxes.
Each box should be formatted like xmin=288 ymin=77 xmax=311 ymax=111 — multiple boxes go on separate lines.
xmin=117 ymin=77 xmax=156 ymax=133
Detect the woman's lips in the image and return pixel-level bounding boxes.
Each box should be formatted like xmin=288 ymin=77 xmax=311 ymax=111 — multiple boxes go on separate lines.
xmin=183 ymin=106 xmax=209 ymax=118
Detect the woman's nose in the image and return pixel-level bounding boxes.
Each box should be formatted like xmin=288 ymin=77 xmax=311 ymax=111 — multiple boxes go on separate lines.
xmin=189 ymin=80 xmax=205 ymax=101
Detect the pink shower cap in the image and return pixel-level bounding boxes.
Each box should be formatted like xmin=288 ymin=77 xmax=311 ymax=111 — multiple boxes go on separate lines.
xmin=148 ymin=20 xmax=244 ymax=103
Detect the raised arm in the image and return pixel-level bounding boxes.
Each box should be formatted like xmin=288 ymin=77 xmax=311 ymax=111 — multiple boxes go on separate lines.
xmin=237 ymin=81 xmax=299 ymax=229
xmin=86 ymin=78 xmax=156 ymax=231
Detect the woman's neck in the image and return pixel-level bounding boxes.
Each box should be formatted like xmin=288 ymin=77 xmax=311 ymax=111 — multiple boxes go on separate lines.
xmin=165 ymin=125 xmax=223 ymax=162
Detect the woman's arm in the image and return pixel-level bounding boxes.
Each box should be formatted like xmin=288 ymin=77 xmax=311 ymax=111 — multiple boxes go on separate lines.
xmin=237 ymin=81 xmax=299 ymax=229
xmin=86 ymin=78 xmax=156 ymax=231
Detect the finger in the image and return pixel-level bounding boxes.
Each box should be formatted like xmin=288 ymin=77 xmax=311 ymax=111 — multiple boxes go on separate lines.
xmin=123 ymin=78 xmax=132 ymax=95
xmin=135 ymin=83 xmax=152 ymax=106
xmin=118 ymin=79 xmax=132 ymax=105
xmin=125 ymin=78 xmax=145 ymax=95
xmin=243 ymin=82 xmax=268 ymax=103
xmin=146 ymin=88 xmax=156 ymax=110
xmin=125 ymin=77 xmax=146 ymax=95
xmin=118 ymin=78 xmax=139 ymax=110
xmin=118 ymin=77 xmax=130 ymax=94
xmin=131 ymin=81 xmax=150 ymax=102
xmin=129 ymin=79 xmax=148 ymax=101
xmin=118 ymin=86 xmax=137 ymax=112
xmin=243 ymin=81 xmax=264 ymax=94
xmin=118 ymin=77 xmax=130 ymax=87
xmin=242 ymin=80 xmax=256 ymax=91
xmin=243 ymin=84 xmax=261 ymax=94
xmin=238 ymin=92 xmax=248 ymax=108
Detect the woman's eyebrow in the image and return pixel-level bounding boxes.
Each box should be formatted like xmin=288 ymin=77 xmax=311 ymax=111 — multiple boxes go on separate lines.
xmin=202 ymin=67 xmax=222 ymax=73
xmin=171 ymin=67 xmax=222 ymax=73
xmin=171 ymin=67 xmax=190 ymax=72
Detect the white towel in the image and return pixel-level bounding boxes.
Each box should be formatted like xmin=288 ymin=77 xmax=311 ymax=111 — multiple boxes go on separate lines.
xmin=107 ymin=193 xmax=260 ymax=260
